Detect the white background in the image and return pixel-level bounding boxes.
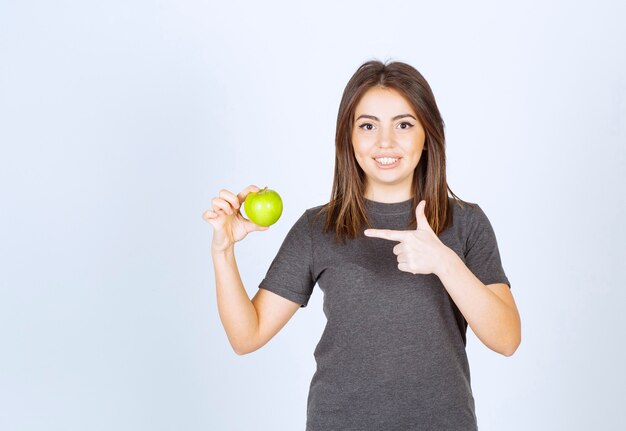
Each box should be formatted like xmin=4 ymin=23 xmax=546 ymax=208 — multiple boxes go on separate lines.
xmin=1 ymin=0 xmax=625 ymax=429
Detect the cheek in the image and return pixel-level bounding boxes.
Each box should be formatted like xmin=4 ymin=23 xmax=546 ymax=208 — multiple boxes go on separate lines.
xmin=408 ymin=135 xmax=426 ymax=155
xmin=351 ymin=146 xmax=370 ymax=171
xmin=351 ymin=137 xmax=369 ymax=158
xmin=353 ymin=151 xmax=369 ymax=168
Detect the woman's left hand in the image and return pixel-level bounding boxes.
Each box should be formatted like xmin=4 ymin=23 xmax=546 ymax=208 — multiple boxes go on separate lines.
xmin=364 ymin=200 xmax=451 ymax=276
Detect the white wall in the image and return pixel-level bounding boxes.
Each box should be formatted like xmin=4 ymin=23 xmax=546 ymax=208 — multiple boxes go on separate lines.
xmin=1 ymin=0 xmax=624 ymax=429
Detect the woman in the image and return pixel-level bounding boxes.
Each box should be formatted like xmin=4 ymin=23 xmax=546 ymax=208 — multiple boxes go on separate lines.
xmin=203 ymin=59 xmax=521 ymax=430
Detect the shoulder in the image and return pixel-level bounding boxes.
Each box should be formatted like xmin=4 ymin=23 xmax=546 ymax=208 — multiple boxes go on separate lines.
xmin=449 ymin=198 xmax=503 ymax=247
xmin=306 ymin=202 xmax=328 ymax=214
xmin=304 ymin=203 xmax=330 ymax=224
xmin=448 ymin=196 xmax=480 ymax=222
xmin=283 ymin=203 xmax=328 ymax=234
xmin=446 ymin=197 xmax=498 ymax=238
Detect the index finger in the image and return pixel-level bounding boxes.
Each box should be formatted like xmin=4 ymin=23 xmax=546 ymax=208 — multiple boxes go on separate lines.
xmin=219 ymin=189 xmax=241 ymax=209
xmin=237 ymin=184 xmax=262 ymax=204
xmin=363 ymin=228 xmax=406 ymax=242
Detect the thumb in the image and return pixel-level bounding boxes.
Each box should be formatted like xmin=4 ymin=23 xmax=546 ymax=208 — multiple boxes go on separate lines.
xmin=244 ymin=218 xmax=270 ymax=232
xmin=415 ymin=200 xmax=430 ymax=231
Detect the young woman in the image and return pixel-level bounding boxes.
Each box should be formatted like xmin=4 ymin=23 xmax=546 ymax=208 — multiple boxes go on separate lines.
xmin=204 ymin=59 xmax=521 ymax=430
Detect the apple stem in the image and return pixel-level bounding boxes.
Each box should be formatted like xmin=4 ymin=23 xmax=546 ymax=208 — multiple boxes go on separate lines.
xmin=261 ymin=186 xmax=268 ymax=192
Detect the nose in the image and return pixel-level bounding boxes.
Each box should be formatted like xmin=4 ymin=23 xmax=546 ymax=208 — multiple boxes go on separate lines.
xmin=377 ymin=124 xmax=395 ymax=148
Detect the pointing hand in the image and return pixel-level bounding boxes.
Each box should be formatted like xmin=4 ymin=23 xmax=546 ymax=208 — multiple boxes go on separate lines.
xmin=363 ymin=200 xmax=450 ymax=276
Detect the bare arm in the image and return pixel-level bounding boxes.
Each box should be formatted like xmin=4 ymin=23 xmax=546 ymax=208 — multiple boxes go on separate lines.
xmin=212 ymin=246 xmax=301 ymax=355
xmin=248 ymin=287 xmax=301 ymax=354
xmin=205 ymin=185 xmax=301 ymax=355
xmin=437 ymin=249 xmax=521 ymax=356
xmin=212 ymin=246 xmax=259 ymax=355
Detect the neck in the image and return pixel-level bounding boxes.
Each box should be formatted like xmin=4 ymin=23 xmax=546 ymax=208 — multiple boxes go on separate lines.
xmin=364 ymin=187 xmax=412 ymax=203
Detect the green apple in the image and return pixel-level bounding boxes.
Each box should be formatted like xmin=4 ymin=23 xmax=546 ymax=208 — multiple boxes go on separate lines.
xmin=243 ymin=186 xmax=283 ymax=227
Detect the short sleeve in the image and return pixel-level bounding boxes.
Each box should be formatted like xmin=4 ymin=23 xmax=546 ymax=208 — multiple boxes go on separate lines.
xmin=463 ymin=204 xmax=511 ymax=289
xmin=258 ymin=209 xmax=315 ymax=307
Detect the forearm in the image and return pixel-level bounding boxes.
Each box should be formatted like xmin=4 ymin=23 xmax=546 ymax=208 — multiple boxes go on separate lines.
xmin=212 ymin=246 xmax=259 ymax=355
xmin=436 ymin=249 xmax=520 ymax=356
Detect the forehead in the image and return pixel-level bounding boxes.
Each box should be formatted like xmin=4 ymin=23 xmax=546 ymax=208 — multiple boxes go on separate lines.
xmin=354 ymin=87 xmax=415 ymax=115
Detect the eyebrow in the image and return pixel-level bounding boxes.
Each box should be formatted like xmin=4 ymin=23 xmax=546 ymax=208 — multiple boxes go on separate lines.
xmin=355 ymin=114 xmax=417 ymax=121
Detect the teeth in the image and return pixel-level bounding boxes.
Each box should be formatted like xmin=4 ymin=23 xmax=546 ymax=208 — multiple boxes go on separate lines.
xmin=375 ymin=157 xmax=398 ymax=165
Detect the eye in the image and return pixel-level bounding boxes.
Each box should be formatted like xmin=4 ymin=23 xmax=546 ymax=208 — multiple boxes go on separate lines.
xmin=398 ymin=122 xmax=414 ymax=130
xmin=358 ymin=123 xmax=374 ymax=131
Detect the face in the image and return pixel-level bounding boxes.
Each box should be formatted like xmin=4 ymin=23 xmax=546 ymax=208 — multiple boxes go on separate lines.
xmin=351 ymin=86 xmax=426 ymax=202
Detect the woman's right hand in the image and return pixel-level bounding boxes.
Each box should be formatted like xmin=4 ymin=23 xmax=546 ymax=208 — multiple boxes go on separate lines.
xmin=202 ymin=185 xmax=270 ymax=253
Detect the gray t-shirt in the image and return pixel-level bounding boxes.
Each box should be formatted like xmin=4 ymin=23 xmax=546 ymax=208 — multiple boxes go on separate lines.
xmin=258 ymin=196 xmax=511 ymax=430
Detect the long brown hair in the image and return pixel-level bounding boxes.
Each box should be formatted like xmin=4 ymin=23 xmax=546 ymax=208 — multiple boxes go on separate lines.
xmin=313 ymin=59 xmax=474 ymax=245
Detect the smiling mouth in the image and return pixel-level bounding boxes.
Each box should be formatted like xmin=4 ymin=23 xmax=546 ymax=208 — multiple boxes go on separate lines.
xmin=373 ymin=157 xmax=401 ymax=168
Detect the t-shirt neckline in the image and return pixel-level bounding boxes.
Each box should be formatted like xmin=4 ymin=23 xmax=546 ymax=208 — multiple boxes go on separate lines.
xmin=364 ymin=197 xmax=414 ymax=215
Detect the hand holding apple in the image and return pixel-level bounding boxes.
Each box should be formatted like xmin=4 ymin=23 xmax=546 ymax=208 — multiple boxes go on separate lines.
xmin=243 ymin=186 xmax=283 ymax=227
xmin=202 ymin=184 xmax=271 ymax=253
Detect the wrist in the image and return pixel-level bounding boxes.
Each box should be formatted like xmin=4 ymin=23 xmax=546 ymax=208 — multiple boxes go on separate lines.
xmin=212 ymin=244 xmax=235 ymax=257
xmin=436 ymin=247 xmax=461 ymax=278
